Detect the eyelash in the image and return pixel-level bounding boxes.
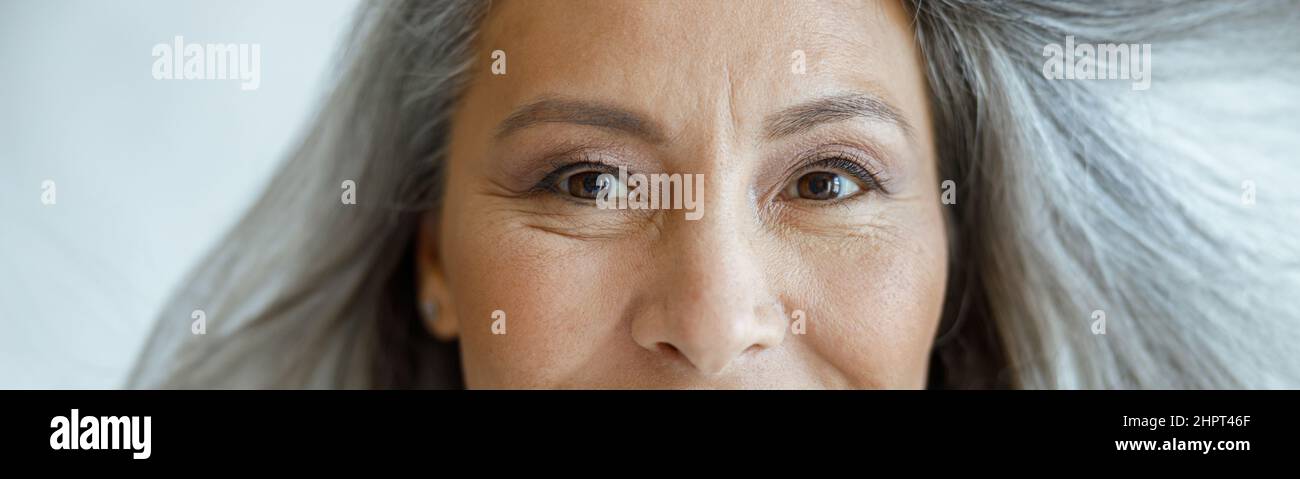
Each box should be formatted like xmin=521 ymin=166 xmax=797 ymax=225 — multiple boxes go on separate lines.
xmin=530 ymin=159 xmax=619 ymax=195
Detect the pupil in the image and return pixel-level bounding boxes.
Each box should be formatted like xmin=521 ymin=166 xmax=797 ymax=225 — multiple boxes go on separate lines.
xmin=811 ymin=177 xmax=829 ymax=194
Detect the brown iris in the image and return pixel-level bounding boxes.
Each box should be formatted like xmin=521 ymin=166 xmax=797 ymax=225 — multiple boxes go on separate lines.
xmin=795 ymin=172 xmax=842 ymax=200
xmin=565 ymin=172 xmax=608 ymax=199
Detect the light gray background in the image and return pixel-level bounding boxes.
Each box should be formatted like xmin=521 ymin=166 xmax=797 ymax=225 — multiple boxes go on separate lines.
xmin=0 ymin=0 xmax=361 ymax=387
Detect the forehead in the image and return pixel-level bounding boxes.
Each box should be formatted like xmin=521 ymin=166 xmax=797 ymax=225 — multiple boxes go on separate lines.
xmin=468 ymin=0 xmax=927 ymax=140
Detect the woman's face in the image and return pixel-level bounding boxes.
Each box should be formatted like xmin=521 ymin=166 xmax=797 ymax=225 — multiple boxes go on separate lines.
xmin=421 ymin=0 xmax=947 ymax=388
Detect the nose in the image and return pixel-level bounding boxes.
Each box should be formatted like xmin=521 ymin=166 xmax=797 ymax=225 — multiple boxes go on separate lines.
xmin=630 ymin=205 xmax=789 ymax=376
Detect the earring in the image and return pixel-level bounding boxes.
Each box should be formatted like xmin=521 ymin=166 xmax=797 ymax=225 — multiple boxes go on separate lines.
xmin=421 ymin=300 xmax=439 ymax=322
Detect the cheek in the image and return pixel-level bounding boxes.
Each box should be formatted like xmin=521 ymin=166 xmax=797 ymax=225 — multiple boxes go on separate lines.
xmin=790 ymin=203 xmax=948 ymax=388
xmin=439 ymin=195 xmax=624 ymax=387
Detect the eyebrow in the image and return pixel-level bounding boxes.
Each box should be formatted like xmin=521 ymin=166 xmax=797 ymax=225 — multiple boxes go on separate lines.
xmin=495 ymin=97 xmax=667 ymax=143
xmin=763 ymin=92 xmax=911 ymax=140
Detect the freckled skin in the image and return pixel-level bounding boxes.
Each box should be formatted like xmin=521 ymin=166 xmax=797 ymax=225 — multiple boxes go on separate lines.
xmin=418 ymin=0 xmax=947 ymax=389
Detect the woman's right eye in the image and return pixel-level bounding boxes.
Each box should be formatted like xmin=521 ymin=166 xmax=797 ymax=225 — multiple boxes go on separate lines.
xmin=561 ymin=170 xmax=610 ymax=199
xmin=550 ymin=166 xmax=629 ymax=202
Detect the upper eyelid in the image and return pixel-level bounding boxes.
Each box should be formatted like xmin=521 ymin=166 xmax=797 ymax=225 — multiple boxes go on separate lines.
xmin=790 ymin=150 xmax=890 ymax=195
xmin=551 ymin=160 xmax=621 ymax=177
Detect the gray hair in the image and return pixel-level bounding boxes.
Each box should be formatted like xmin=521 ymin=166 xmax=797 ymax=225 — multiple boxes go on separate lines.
xmin=129 ymin=0 xmax=1300 ymax=389
xmin=918 ymin=0 xmax=1300 ymax=388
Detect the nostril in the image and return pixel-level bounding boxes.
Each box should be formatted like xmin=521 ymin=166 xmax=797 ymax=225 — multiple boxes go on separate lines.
xmin=656 ymin=342 xmax=681 ymax=358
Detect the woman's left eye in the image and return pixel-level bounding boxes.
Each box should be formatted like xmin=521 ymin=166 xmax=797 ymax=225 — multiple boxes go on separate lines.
xmin=784 ymin=171 xmax=863 ymax=201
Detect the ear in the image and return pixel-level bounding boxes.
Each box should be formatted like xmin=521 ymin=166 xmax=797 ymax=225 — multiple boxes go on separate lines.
xmin=416 ymin=212 xmax=459 ymax=342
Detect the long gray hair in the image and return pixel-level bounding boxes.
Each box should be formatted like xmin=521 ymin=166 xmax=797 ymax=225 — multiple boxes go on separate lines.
xmin=129 ymin=0 xmax=1300 ymax=389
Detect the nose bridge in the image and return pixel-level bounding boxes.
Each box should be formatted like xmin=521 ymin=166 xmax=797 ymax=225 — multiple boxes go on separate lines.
xmin=631 ymin=165 xmax=788 ymax=375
